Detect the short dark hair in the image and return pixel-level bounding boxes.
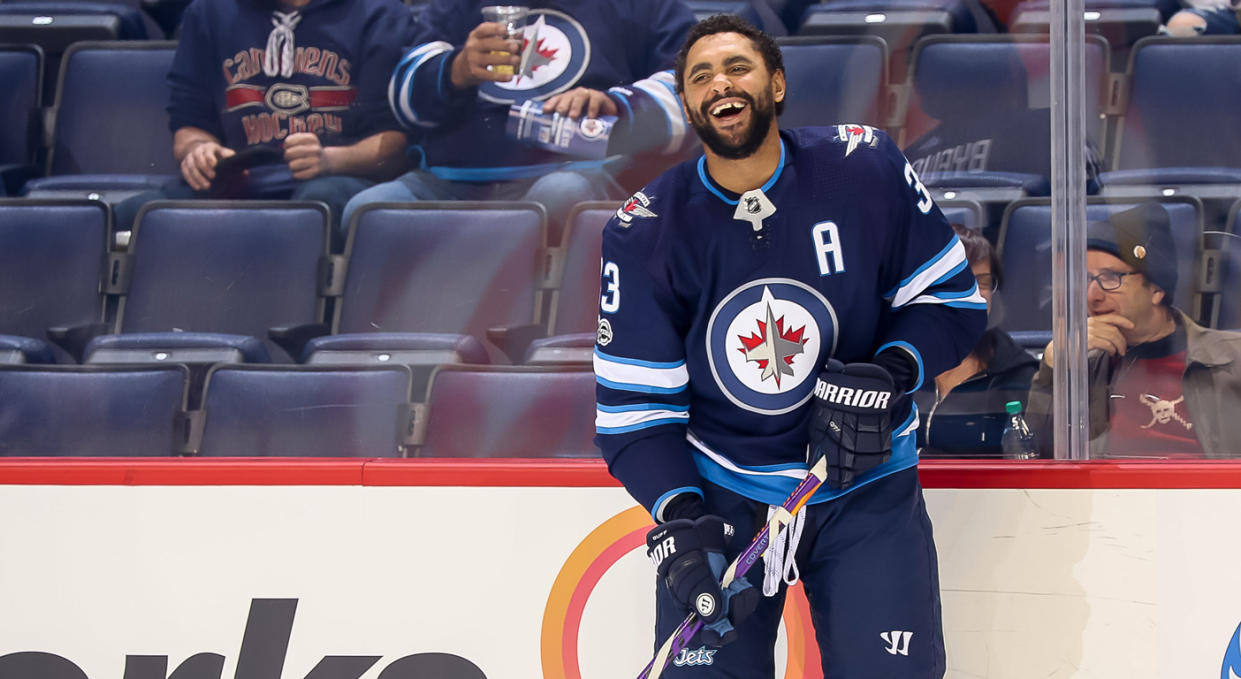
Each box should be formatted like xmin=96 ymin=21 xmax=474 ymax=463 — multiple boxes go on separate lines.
xmin=951 ymin=223 xmax=1002 ymax=291
xmin=674 ymin=14 xmax=785 ymax=115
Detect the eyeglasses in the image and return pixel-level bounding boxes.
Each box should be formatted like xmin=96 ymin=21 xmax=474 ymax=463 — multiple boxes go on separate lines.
xmin=1087 ymin=269 xmax=1141 ymax=291
xmin=974 ymin=273 xmax=999 ymax=293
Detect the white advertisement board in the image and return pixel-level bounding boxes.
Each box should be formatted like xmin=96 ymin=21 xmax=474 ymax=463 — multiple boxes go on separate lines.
xmin=1 ymin=485 xmax=1240 ymax=679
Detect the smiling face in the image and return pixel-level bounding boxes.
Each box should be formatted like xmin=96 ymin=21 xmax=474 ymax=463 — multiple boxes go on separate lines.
xmin=679 ymin=32 xmax=785 ymax=160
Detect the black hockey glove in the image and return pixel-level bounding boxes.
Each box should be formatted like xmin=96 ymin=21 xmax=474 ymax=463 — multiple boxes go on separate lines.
xmin=807 ymin=358 xmax=909 ymax=490
xmin=646 ymin=499 xmax=758 ymax=646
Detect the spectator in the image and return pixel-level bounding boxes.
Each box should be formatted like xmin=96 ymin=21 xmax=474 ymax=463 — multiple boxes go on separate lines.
xmin=915 ymin=224 xmax=1038 ymax=457
xmin=340 ymin=0 xmax=696 ymax=240
xmin=1164 ymin=0 xmax=1240 ymax=36
xmin=114 ymin=0 xmax=417 ymax=236
xmin=1028 ymin=203 xmax=1241 ymax=458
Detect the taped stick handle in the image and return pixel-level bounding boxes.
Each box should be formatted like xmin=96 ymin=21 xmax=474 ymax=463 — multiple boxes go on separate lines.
xmin=638 ymin=455 xmax=830 ymax=679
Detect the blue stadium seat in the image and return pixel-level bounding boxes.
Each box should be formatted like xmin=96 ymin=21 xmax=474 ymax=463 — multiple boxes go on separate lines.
xmin=997 ymin=197 xmax=1204 ymax=339
xmin=1099 ymin=38 xmax=1241 ymax=230
xmin=0 ymin=44 xmax=43 ymax=195
xmin=84 ymin=201 xmax=331 ymax=365
xmin=305 ymin=202 xmax=548 ymax=367
xmin=1010 ymin=0 xmax=1166 ymax=65
xmin=22 ymin=41 xmax=178 ymax=202
xmin=525 ymin=202 xmax=610 ymax=364
xmin=776 ymin=36 xmax=887 ymax=130
xmin=195 ymin=365 xmax=413 ymax=457
xmin=0 ymin=364 xmax=189 ymax=456
xmin=937 ymin=197 xmax=986 ymax=230
xmin=902 ymin=35 xmax=1110 ymax=212
xmin=798 ymin=0 xmax=987 ymax=81
xmin=0 ymin=199 xmax=110 ymax=363
xmin=416 ymin=366 xmax=598 ymax=458
xmin=1206 ymin=200 xmax=1241 ymax=329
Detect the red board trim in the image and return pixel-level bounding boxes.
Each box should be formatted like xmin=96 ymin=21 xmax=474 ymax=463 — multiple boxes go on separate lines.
xmin=2 ymin=458 xmax=1241 ymax=489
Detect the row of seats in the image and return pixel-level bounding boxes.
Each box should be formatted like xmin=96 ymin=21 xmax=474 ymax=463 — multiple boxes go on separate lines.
xmin=0 ymin=363 xmax=598 ymax=458
xmin=6 ymin=36 xmax=1240 ymax=227
xmin=2 ymin=194 xmax=1237 ymax=369
xmin=0 ymin=199 xmax=608 ymax=370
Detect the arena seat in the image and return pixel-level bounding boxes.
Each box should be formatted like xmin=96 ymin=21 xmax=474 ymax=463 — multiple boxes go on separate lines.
xmin=0 ymin=44 xmax=43 ymax=195
xmin=21 ymin=41 xmax=178 ymax=203
xmin=83 ymin=201 xmax=331 ymax=365
xmin=902 ymin=35 xmax=1111 ymax=225
xmin=415 ymin=365 xmax=598 ymax=458
xmin=937 ymin=197 xmax=986 ymax=230
xmin=304 ymin=202 xmax=548 ymax=370
xmin=797 ymin=0 xmax=983 ymax=82
xmin=776 ymin=36 xmax=888 ymax=131
xmin=524 ymin=202 xmax=610 ymax=365
xmin=1099 ymin=37 xmax=1241 ymax=232
xmin=1009 ymin=0 xmax=1165 ymax=67
xmin=194 ymin=364 xmax=414 ymax=457
xmin=0 ymin=364 xmax=189 ymax=456
xmin=1204 ymin=200 xmax=1241 ymax=330
xmin=997 ymin=196 xmax=1204 ymax=341
xmin=0 ymin=199 xmax=110 ymax=363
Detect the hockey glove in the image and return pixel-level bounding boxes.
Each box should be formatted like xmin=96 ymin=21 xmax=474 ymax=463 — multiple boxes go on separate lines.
xmin=807 ymin=358 xmax=908 ymax=490
xmin=646 ymin=512 xmax=758 ymax=646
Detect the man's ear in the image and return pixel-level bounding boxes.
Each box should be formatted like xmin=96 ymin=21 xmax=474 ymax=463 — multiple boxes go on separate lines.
xmin=1149 ymin=283 xmax=1166 ymax=307
xmin=772 ymin=69 xmax=786 ymax=104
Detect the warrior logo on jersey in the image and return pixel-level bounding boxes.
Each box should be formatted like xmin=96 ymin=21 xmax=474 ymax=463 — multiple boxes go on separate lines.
xmin=707 ymin=279 xmax=839 ymax=415
xmin=479 ymin=10 xmax=591 ymax=104
xmin=616 ymin=191 xmax=657 ymax=223
xmin=836 ymin=124 xmax=878 ymax=158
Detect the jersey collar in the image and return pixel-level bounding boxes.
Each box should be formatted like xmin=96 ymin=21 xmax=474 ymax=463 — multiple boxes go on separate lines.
xmin=695 ymin=137 xmax=787 ymax=206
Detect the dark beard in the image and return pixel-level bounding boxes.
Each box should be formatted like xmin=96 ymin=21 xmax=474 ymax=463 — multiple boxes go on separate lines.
xmin=688 ymin=89 xmax=776 ymax=160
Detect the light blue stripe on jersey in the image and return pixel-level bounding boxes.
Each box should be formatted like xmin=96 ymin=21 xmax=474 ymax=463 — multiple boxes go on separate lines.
xmin=594 ymin=349 xmax=685 ymax=369
xmin=884 ymin=236 xmax=969 ymax=307
xmin=594 ymin=349 xmax=689 ymax=393
xmin=390 ymin=41 xmax=453 ymax=128
xmin=697 ymin=139 xmax=786 ymax=205
xmin=596 ymin=403 xmax=690 ymax=433
xmin=875 ymin=340 xmax=924 ymax=393
xmin=597 ymin=417 xmax=689 ymax=434
xmin=653 ymin=486 xmax=703 ymax=522
xmin=690 ymin=434 xmax=918 ymax=508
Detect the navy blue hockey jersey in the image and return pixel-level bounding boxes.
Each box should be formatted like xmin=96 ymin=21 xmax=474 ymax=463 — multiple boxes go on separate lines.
xmin=594 ymin=126 xmax=987 ymax=519
xmin=388 ymin=0 xmax=695 ymax=180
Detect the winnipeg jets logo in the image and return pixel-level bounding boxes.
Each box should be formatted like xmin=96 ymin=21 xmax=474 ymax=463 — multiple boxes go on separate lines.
xmin=737 ymin=297 xmax=807 ymax=388
xmin=707 ymin=280 xmax=837 ymax=415
xmin=480 ymin=9 xmax=591 ymax=104
xmin=616 ymin=191 xmax=656 ymax=223
xmin=837 ymin=124 xmax=877 ymax=157
xmin=673 ymin=647 xmax=717 ymax=667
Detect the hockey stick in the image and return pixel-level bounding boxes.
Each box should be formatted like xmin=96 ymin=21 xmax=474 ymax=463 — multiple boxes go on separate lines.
xmin=638 ymin=453 xmax=830 ymax=679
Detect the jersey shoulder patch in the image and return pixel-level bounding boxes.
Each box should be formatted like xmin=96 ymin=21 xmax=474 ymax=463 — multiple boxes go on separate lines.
xmin=831 ymin=124 xmax=882 ymax=158
xmin=615 ymin=190 xmax=659 ymax=224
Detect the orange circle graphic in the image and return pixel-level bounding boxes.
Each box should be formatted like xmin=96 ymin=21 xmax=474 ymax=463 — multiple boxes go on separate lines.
xmin=540 ymin=505 xmax=821 ymax=679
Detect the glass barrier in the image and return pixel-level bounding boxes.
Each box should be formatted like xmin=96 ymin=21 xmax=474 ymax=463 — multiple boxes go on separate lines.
xmin=0 ymin=0 xmax=1235 ymax=460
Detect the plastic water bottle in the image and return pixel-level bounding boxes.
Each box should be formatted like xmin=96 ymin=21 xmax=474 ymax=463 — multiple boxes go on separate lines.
xmin=1001 ymin=401 xmax=1038 ymax=460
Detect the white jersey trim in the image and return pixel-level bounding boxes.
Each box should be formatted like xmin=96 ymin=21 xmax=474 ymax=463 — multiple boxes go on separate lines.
xmin=594 ymin=350 xmax=689 ymax=392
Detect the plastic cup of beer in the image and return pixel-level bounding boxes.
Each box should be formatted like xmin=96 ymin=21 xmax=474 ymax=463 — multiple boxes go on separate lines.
xmin=481 ymin=5 xmax=528 ymax=77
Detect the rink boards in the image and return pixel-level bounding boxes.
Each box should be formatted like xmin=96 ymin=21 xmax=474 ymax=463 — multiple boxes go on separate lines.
xmin=1 ymin=459 xmax=1240 ymax=679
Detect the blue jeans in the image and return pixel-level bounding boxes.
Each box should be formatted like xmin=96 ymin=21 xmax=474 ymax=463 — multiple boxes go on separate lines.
xmin=341 ymin=165 xmax=627 ymax=245
xmin=115 ymin=174 xmax=375 ymax=242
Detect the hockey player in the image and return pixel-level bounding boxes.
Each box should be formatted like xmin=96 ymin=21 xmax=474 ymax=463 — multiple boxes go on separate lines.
xmin=594 ymin=15 xmax=986 ymax=677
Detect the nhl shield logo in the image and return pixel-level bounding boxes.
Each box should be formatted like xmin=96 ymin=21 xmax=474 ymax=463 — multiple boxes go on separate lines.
xmin=706 ymin=279 xmax=838 ymax=415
